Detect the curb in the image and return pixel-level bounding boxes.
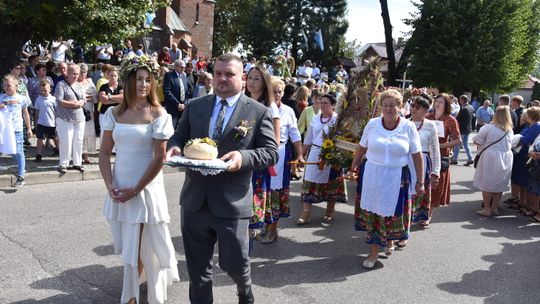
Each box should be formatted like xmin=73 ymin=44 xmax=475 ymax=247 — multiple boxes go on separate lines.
xmin=0 ymin=166 xmax=184 ymax=188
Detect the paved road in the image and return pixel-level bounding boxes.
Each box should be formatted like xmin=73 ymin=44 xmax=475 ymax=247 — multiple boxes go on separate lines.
xmin=1 ymin=162 xmax=539 ymax=304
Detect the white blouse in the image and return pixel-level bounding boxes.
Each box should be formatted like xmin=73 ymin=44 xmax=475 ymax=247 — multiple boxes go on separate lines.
xmin=304 ymin=112 xmax=338 ymax=147
xmin=278 ymin=103 xmax=301 ymax=143
xmin=360 ymin=117 xmax=422 ymax=167
xmin=413 ymin=119 xmax=441 ymax=176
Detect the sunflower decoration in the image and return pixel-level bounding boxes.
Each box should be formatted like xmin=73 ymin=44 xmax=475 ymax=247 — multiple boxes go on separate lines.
xmin=318 ymin=56 xmax=385 ymax=171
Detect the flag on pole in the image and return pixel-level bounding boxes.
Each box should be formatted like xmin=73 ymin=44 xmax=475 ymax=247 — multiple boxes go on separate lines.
xmin=313 ymin=29 xmax=324 ymax=51
xmin=144 ymin=12 xmax=156 ymax=28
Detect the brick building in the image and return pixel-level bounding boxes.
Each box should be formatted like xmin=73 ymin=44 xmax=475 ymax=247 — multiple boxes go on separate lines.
xmin=143 ymin=0 xmax=215 ymax=59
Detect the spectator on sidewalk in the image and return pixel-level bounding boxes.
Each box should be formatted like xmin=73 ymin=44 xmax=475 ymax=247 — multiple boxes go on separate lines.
xmin=78 ymin=64 xmax=98 ymax=163
xmin=475 ymin=99 xmax=494 ymax=131
xmin=157 ymin=47 xmax=172 ymax=65
xmin=498 ymin=94 xmax=518 ymax=128
xmin=473 ymin=106 xmax=514 ymax=217
xmin=452 ymin=95 xmax=475 ymax=165
xmin=98 ymin=67 xmax=123 ymax=142
xmin=55 ymin=63 xmax=87 ymax=173
xmin=34 ymin=80 xmax=58 ymax=162
xmin=28 ymin=63 xmax=54 ymax=104
xmin=511 ymin=95 xmax=525 ymax=134
xmin=169 ymin=42 xmax=181 ymax=62
xmin=0 ymin=75 xmax=32 ymax=187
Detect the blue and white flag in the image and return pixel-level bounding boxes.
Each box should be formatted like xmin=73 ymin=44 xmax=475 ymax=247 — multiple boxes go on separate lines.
xmin=313 ymin=29 xmax=324 ymax=51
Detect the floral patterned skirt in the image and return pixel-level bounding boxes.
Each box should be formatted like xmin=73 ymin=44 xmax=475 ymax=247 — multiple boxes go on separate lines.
xmin=355 ymin=163 xmax=412 ymax=247
xmin=250 ymin=169 xmax=271 ymax=229
xmin=412 ymin=153 xmax=432 ymax=223
xmin=265 ymin=144 xmax=292 ymax=224
xmin=301 ymin=166 xmax=347 ymax=204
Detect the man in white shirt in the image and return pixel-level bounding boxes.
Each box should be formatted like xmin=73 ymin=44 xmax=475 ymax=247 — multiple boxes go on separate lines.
xmin=297 ymin=60 xmax=313 ymax=85
xmin=51 ymin=37 xmax=70 ymax=62
xmin=311 ymin=62 xmax=321 ymax=81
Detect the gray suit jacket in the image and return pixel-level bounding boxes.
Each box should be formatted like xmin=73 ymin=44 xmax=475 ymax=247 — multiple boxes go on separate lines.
xmin=168 ymin=93 xmax=278 ymax=219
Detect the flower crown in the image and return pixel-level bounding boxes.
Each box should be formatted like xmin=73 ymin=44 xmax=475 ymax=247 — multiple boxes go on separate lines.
xmin=119 ymin=54 xmax=160 ymax=80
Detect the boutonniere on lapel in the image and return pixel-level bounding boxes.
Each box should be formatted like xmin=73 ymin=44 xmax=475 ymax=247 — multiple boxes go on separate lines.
xmin=234 ymin=120 xmax=254 ymax=139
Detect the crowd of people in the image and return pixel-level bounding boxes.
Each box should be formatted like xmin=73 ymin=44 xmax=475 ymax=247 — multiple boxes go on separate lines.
xmin=2 ymin=46 xmax=540 ymax=303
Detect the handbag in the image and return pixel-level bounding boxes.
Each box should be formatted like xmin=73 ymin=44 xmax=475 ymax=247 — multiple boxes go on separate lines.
xmin=474 ymin=129 xmax=509 ymax=169
xmin=440 ymin=156 xmax=450 ymax=171
xmin=65 ymin=80 xmax=91 ymax=122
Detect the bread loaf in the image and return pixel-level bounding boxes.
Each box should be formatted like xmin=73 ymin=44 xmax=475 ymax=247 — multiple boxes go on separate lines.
xmin=184 ymin=138 xmax=218 ymax=160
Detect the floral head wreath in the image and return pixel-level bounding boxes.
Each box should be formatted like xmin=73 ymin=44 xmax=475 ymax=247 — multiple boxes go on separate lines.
xmin=119 ymin=54 xmax=160 ymax=81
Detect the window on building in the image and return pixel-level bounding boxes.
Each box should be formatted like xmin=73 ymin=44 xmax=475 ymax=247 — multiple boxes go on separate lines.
xmin=195 ymin=3 xmax=200 ymax=24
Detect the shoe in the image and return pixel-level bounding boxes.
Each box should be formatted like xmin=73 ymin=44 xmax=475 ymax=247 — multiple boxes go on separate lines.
xmin=396 ymin=240 xmax=407 ymax=248
xmin=82 ymin=154 xmax=91 ymax=164
xmin=238 ymin=288 xmax=254 ymax=304
xmin=384 ymin=245 xmax=395 ymax=256
xmin=14 ymin=176 xmax=25 ymax=187
xmin=529 ymin=215 xmax=540 ymax=222
xmin=464 ymin=160 xmax=474 ymax=166
xmin=23 ymin=140 xmax=31 ymax=146
xmin=476 ymin=209 xmax=492 ymax=217
xmin=290 ymin=174 xmax=301 ymax=180
xmin=419 ymin=217 xmax=431 ymax=227
xmin=296 ymin=209 xmax=311 ymax=225
xmin=503 ymin=197 xmax=519 ymax=204
xmin=321 ymin=208 xmax=336 ymax=223
xmin=34 ymin=154 xmax=42 ymax=163
xmin=58 ymin=166 xmax=67 ymax=173
xmin=73 ymin=165 xmax=85 ymax=172
xmin=363 ymin=258 xmax=377 ymax=269
xmin=52 ymin=148 xmax=59 ymax=156
xmin=491 ymin=209 xmax=500 ymax=216
xmin=450 ymin=160 xmax=458 ymax=165
xmin=256 ymin=231 xmax=278 ymax=244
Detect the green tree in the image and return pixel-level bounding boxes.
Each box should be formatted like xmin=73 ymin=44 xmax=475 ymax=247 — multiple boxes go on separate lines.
xmin=405 ymin=0 xmax=540 ymax=94
xmin=0 ymin=0 xmax=169 ymax=75
xmin=212 ymin=0 xmax=349 ymax=65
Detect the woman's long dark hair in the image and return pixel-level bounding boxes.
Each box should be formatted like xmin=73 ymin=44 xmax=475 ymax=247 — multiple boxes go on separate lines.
xmin=245 ymin=65 xmax=274 ymax=107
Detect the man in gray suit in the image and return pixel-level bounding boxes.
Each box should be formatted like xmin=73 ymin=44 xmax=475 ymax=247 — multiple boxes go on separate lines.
xmin=167 ymin=53 xmax=278 ymax=304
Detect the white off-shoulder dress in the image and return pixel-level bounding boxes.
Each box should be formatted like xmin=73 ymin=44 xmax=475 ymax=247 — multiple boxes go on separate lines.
xmin=101 ymin=107 xmax=179 ymax=304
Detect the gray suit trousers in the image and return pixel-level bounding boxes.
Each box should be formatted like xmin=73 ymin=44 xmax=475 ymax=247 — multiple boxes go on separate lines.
xmin=181 ymin=204 xmax=252 ymax=304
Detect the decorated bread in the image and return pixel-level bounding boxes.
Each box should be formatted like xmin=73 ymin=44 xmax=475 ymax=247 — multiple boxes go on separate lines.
xmin=183 ymin=137 xmax=218 ymax=160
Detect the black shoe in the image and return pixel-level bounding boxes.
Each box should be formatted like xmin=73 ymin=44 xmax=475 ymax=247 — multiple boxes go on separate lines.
xmin=58 ymin=166 xmax=67 ymax=173
xmin=52 ymin=148 xmax=59 ymax=156
xmin=238 ymin=289 xmax=254 ymax=304
xmin=450 ymin=160 xmax=458 ymax=165
xmin=464 ymin=160 xmax=474 ymax=166
xmin=73 ymin=165 xmax=86 ymax=172
xmin=34 ymin=154 xmax=42 ymax=162
xmin=14 ymin=176 xmax=25 ymax=187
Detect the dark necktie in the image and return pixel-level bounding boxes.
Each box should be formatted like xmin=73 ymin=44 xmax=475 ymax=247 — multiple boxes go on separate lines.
xmin=212 ymin=99 xmax=228 ymax=140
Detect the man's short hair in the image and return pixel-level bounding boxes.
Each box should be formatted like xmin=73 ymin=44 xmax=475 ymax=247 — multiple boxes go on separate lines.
xmin=174 ymin=59 xmax=186 ymax=68
xmin=216 ymin=53 xmax=243 ymax=65
xmin=511 ymin=95 xmax=523 ymax=105
xmin=499 ymin=94 xmax=511 ymax=105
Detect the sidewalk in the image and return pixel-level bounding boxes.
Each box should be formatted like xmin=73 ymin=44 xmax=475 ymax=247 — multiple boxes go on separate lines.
xmin=0 ymin=138 xmax=180 ymax=187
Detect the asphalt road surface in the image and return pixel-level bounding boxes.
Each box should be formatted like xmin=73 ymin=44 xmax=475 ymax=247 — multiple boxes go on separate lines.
xmin=1 ymin=163 xmax=539 ymax=304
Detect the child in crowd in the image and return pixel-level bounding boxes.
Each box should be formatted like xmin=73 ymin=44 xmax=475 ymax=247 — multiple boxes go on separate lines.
xmin=0 ymin=75 xmax=32 ymax=187
xmin=34 ymin=80 xmax=58 ymax=162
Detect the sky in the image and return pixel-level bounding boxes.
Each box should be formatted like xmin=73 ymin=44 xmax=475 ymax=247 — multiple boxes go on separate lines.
xmin=346 ymin=0 xmax=418 ymax=45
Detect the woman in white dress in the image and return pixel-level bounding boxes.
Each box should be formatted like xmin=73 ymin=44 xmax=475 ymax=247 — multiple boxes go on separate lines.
xmin=99 ymin=57 xmax=179 ymax=304
xmin=473 ymin=105 xmax=514 ymax=217
xmin=257 ymin=77 xmax=303 ymax=243
xmin=78 ymin=63 xmax=98 ymax=163
xmin=349 ymin=89 xmax=424 ymax=269
xmin=298 ymin=94 xmax=347 ymax=224
xmin=409 ymin=94 xmax=441 ymax=229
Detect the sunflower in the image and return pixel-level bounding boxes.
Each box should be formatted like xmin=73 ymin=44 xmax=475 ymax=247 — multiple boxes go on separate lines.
xmin=322 ymin=139 xmax=334 ymax=149
xmin=325 ymin=153 xmax=333 ymax=160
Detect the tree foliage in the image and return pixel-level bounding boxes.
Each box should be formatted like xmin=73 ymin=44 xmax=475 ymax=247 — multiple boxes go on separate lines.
xmin=406 ymin=0 xmax=540 ymax=94
xmin=0 ymin=0 xmax=169 ymax=74
xmin=212 ymin=0 xmax=349 ymax=64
